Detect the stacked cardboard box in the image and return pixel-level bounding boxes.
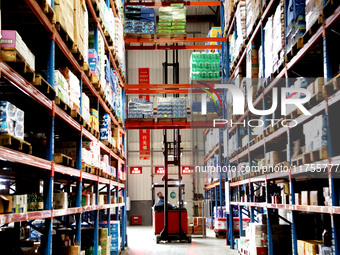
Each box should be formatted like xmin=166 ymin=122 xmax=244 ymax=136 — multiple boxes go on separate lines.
xmin=99 ymin=113 xmax=112 ymax=141
xmin=54 ymin=192 xmax=68 ymax=209
xmin=246 ymin=223 xmax=268 ymax=254
xmin=81 ymin=93 xmax=90 ymax=124
xmin=0 ymin=101 xmax=25 ymax=140
xmin=193 ymin=217 xmax=206 ymax=235
xmin=99 ymin=228 xmax=111 ymax=255
xmin=59 ymin=68 xmax=81 ymax=113
xmin=303 ymin=114 xmax=328 ymax=152
xmin=272 ymin=2 xmax=285 ymax=73
xmin=297 ymin=240 xmax=324 ymax=255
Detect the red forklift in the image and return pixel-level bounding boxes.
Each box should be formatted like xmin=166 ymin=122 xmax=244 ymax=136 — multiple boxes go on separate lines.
xmin=152 ymin=129 xmax=191 ymax=243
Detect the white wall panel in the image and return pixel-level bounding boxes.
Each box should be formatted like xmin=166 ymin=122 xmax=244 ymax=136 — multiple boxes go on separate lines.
xmin=127 ymin=21 xmax=210 ymax=202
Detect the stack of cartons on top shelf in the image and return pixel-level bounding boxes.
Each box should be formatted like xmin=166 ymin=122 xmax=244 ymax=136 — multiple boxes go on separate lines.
xmin=55 ymin=0 xmax=89 ymax=61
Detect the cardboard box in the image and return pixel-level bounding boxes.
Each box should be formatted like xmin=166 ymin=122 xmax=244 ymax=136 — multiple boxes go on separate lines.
xmin=295 ymin=193 xmax=301 ymax=205
xmin=301 ymin=191 xmax=309 ymax=205
xmin=0 ymin=195 xmax=12 ymax=213
xmin=309 ymin=191 xmax=318 ymax=206
xmin=61 ymin=245 xmax=80 ymax=255
xmin=193 ymin=225 xmax=204 ymax=235
xmin=1 ymin=30 xmax=35 ymax=71
xmin=194 ymin=217 xmax=206 ymax=226
xmin=187 ymin=224 xmax=193 ymax=234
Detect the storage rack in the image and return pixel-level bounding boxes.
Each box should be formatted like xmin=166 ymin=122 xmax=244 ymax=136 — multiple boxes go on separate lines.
xmin=203 ymin=0 xmax=340 ymax=255
xmin=0 ymin=0 xmax=127 ymax=254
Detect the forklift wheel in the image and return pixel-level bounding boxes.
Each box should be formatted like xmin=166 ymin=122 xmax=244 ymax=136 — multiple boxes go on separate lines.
xmin=188 ymin=236 xmax=192 ymax=243
xmin=156 ymin=235 xmax=161 ymax=244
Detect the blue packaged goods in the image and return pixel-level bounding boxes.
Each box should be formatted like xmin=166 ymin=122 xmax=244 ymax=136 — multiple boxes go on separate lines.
xmin=128 ymin=98 xmax=153 ymax=118
xmin=157 ymin=98 xmax=187 ymax=118
xmin=0 ymin=101 xmax=17 ymax=136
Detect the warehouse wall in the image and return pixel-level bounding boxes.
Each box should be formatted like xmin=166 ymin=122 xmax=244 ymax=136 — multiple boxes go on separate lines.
xmin=126 ymin=22 xmax=210 ymax=225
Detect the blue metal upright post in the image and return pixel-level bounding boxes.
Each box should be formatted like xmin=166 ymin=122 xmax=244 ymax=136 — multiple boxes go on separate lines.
xmin=228 ymin=181 xmax=234 ymax=249
xmin=210 ymin=189 xmax=214 ymax=228
xmin=214 ymin=186 xmax=218 ymax=220
xmin=290 ymin=178 xmax=298 ymax=255
xmin=122 ymin=186 xmax=127 ymax=249
xmin=107 ymin=184 xmax=111 ymax=234
xmin=94 ymin=27 xmax=99 ymax=55
xmin=323 ymin=30 xmax=339 ymax=255
xmin=94 ymin=182 xmax=99 ymax=255
xmin=266 ymin=179 xmax=273 ymax=255
xmin=75 ymin=129 xmax=83 ymax=245
xmin=43 ymin=9 xmax=55 ymax=250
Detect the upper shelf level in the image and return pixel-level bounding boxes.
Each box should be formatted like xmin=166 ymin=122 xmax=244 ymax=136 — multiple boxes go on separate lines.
xmin=124 ymin=1 xmax=221 ymax=7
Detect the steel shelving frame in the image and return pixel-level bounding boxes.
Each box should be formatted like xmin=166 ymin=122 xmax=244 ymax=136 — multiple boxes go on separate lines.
xmin=203 ymin=0 xmax=340 ymax=254
xmin=0 ymin=0 xmax=128 ymax=254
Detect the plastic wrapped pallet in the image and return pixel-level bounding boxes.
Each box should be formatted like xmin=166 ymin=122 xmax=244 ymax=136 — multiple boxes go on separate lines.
xmin=224 ymin=0 xmax=235 ymax=29
xmin=246 ymin=0 xmax=260 ymax=37
xmin=305 ymin=0 xmax=323 ymax=31
xmin=272 ymin=4 xmax=284 ymax=73
xmin=285 ymin=0 xmax=306 ymax=52
xmin=190 ymin=52 xmax=220 ymax=80
xmin=0 ymin=101 xmax=17 ymax=137
xmin=264 ymin=17 xmax=273 ymax=78
xmin=303 ymin=114 xmax=328 ymax=152
xmin=158 ymin=5 xmax=186 ymax=34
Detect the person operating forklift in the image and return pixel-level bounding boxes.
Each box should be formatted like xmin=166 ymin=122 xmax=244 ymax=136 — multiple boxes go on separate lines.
xmin=154 ymin=192 xmax=174 ymax=210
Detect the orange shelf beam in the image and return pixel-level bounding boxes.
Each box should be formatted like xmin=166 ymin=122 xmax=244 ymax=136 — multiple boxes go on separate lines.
xmin=125 ymin=1 xmax=221 ymax=6
xmin=125 ymin=45 xmax=222 ymax=51
xmin=126 ymin=89 xmax=189 ymax=94
xmin=125 ymin=84 xmax=191 ymax=89
xmin=125 ymin=37 xmax=226 ymax=44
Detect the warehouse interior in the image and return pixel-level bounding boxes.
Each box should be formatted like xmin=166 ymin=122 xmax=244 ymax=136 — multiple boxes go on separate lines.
xmin=0 ymin=0 xmax=339 ymax=254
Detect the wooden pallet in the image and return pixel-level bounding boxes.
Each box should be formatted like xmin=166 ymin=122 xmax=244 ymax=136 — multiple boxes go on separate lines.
xmin=81 ymin=62 xmax=93 ymax=79
xmin=90 ymin=127 xmax=100 ymax=139
xmin=32 ymin=74 xmax=56 ymax=100
xmin=157 ymin=33 xmax=187 ymax=39
xmin=37 ymin=0 xmax=56 ymax=24
xmin=55 ymin=96 xmax=71 ymax=114
xmin=82 ymin=120 xmax=91 ymax=132
xmin=54 ymin=153 xmax=75 ymax=167
xmin=81 ymin=162 xmax=92 ymax=173
xmin=1 ymin=49 xmax=35 ymax=80
xmin=303 ymin=147 xmax=328 ymax=164
xmin=124 ymin=33 xmax=155 ymax=39
xmin=126 ymin=118 xmax=154 ymax=123
xmin=323 ymin=75 xmax=340 ymax=98
xmin=0 ymin=133 xmax=32 ymax=154
xmin=55 ymin=23 xmax=84 ymax=65
xmin=102 ymin=140 xmax=115 ymax=149
xmin=285 ymin=37 xmax=305 ymax=63
xmin=292 ymin=155 xmax=304 ymax=167
xmin=157 ymin=118 xmax=187 ymax=123
xmin=70 ymin=109 xmax=84 ymax=125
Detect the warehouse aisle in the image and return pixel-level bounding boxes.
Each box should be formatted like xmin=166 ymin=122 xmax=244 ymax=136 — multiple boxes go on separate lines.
xmin=126 ymin=226 xmax=237 ymax=255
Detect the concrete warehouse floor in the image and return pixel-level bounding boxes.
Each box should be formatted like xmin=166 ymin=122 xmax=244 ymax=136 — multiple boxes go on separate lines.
xmin=125 ymin=226 xmax=238 ymax=255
